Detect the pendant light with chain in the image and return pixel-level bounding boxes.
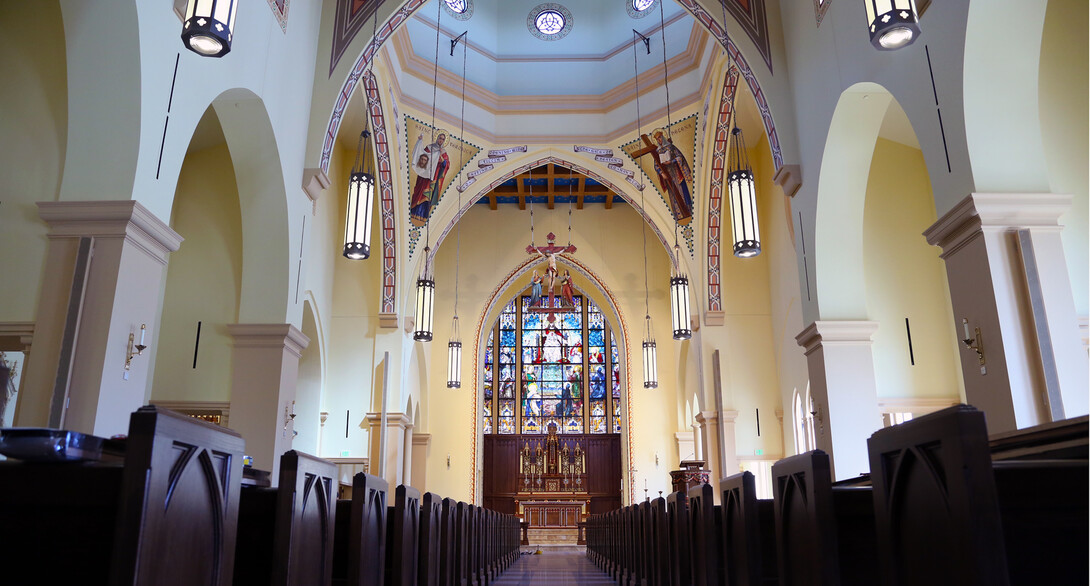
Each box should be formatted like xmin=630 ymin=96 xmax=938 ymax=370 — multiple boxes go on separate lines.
xmin=722 ymin=0 xmax=762 ymax=259
xmin=632 ymin=30 xmax=657 ymax=389
xmin=343 ymin=11 xmax=379 ymax=260
xmin=414 ymin=0 xmax=445 ymax=343
xmin=656 ymin=1 xmax=691 ymax=341
xmin=448 ymin=30 xmax=469 ymax=388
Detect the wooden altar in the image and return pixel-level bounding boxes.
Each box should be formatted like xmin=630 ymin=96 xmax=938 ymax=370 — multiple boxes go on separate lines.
xmin=514 ymin=424 xmax=589 ymax=528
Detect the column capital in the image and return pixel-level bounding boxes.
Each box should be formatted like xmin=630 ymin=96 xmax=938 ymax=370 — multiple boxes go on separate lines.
xmin=695 ymin=410 xmax=718 ymax=424
xmin=412 ymin=433 xmax=431 ymax=446
xmin=37 ymin=200 xmax=182 ymax=264
xmin=364 ymin=411 xmax=412 ymax=429
xmin=227 ymin=324 xmax=310 ymax=358
xmin=0 ymin=322 xmax=35 ymax=351
xmin=720 ymin=410 xmax=739 ymax=423
xmin=796 ymin=321 xmax=879 ymax=355
xmin=925 ymin=193 xmax=1072 ymax=255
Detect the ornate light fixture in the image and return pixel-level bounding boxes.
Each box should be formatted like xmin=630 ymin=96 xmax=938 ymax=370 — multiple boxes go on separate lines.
xmin=864 ymin=0 xmax=921 ymax=50
xmin=670 ymin=244 xmax=692 ymax=340
xmin=181 ymin=0 xmax=238 ymax=57
xmin=343 ymin=12 xmax=378 ymax=260
xmin=643 ymin=316 xmax=658 ymax=389
xmin=447 ymin=317 xmax=462 ymax=387
xmin=727 ymin=127 xmax=761 ymax=257
xmin=414 ymin=248 xmax=435 ymax=342
xmin=343 ymin=130 xmax=375 ymax=260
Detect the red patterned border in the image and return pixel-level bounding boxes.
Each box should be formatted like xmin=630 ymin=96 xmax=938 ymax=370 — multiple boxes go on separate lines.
xmin=363 ymin=71 xmax=397 ymax=314
xmin=707 ymin=67 xmax=740 ymax=313
xmin=675 ymin=0 xmax=783 ymax=170
xmin=468 ymin=256 xmax=635 ymax=504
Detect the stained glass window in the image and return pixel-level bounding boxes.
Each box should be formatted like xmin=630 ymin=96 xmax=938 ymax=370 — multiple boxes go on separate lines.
xmin=444 ymin=0 xmax=467 ymax=13
xmin=535 ymin=10 xmax=565 ymax=35
xmin=481 ymin=287 xmax=623 ymax=435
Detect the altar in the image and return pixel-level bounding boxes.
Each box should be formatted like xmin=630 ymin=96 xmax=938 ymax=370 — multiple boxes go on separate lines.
xmin=515 ymin=423 xmax=589 ymax=529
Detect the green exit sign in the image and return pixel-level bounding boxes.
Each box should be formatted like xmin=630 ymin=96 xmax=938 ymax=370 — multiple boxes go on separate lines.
xmin=341 ymin=450 xmax=350 ymax=457
xmin=754 ymin=449 xmax=763 ymax=456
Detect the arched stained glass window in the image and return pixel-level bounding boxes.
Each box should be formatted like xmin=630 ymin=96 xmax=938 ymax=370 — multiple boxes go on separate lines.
xmin=482 ymin=289 xmax=623 ymax=435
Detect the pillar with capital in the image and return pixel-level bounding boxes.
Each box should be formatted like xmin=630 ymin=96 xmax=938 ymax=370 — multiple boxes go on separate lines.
xmin=796 ymin=321 xmax=882 ymax=480
xmin=365 ymin=411 xmax=412 ymax=487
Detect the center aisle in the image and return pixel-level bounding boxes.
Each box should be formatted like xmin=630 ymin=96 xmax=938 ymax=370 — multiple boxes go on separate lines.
xmin=491 ymin=546 xmax=616 ymax=585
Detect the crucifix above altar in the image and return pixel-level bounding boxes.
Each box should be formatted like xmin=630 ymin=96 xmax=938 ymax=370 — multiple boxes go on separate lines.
xmin=526 ymin=233 xmax=578 ymax=319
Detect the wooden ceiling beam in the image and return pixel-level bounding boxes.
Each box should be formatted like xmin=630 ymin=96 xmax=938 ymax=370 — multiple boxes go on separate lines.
xmin=488 ymin=192 xmax=497 ymax=211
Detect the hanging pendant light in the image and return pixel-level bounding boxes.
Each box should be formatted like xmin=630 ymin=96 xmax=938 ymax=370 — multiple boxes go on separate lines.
xmin=864 ymin=0 xmax=921 ymax=50
xmin=670 ymin=245 xmax=692 ymax=340
xmin=447 ymin=317 xmax=462 ymax=388
xmin=181 ymin=0 xmax=239 ymax=57
xmin=343 ymin=130 xmax=375 ymax=260
xmin=414 ymin=247 xmax=435 ymax=342
xmin=643 ymin=315 xmax=658 ymax=389
xmin=727 ymin=127 xmax=761 ymax=258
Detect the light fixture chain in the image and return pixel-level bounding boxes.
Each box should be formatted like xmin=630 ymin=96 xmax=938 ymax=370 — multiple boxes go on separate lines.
xmin=632 ymin=31 xmax=650 ymax=320
xmin=454 ymin=30 xmax=468 ymax=319
xmin=567 ymin=164 xmax=573 ymax=247
xmin=658 ymin=0 xmax=674 ymax=143
xmin=429 ymin=0 xmax=442 ymax=141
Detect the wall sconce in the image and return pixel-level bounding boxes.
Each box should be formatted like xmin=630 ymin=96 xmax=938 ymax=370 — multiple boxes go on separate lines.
xmin=124 ymin=324 xmax=148 ymax=371
xmin=654 ymin=453 xmax=659 ymax=467
xmin=446 ymin=453 xmax=451 ymax=469
xmin=961 ymin=318 xmax=986 ymax=374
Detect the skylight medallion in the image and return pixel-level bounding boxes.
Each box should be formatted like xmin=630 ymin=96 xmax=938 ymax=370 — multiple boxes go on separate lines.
xmin=527 ymin=4 xmax=573 ymax=41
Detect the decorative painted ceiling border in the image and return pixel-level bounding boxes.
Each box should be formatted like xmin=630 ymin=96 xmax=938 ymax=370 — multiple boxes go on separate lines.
xmin=363 ymin=71 xmax=398 ymax=314
xmin=702 ymin=0 xmax=771 ymax=73
xmin=428 ymin=155 xmax=678 ymax=270
xmin=676 ymin=0 xmax=783 ymax=169
xmin=321 ymin=0 xmax=782 ymax=179
xmin=331 ymin=0 xmax=381 ymax=76
xmin=267 ymin=0 xmax=289 ymax=31
xmin=469 ymin=254 xmax=634 ymax=504
xmin=707 ymin=65 xmax=740 ymax=313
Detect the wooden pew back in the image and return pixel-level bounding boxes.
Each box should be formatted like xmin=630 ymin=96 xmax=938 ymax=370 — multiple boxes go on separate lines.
xmin=332 ymin=472 xmax=387 ymax=586
xmin=386 ymin=485 xmax=422 ymax=586
xmin=666 ymin=491 xmax=692 ymax=586
xmin=721 ymin=471 xmax=777 ymax=586
xmin=688 ymin=483 xmax=722 ymax=586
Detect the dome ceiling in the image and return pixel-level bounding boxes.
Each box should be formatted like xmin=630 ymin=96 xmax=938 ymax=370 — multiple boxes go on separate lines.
xmin=404 ymin=0 xmax=695 ymax=97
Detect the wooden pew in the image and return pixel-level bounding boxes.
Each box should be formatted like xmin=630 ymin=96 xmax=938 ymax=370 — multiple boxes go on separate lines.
xmin=688 ymin=483 xmax=723 ymax=586
xmin=438 ymin=498 xmax=457 ymax=586
xmin=720 ymin=471 xmax=777 ymax=586
xmin=418 ymin=492 xmax=443 ymax=586
xmin=332 ymin=473 xmax=388 ymax=586
xmin=454 ymin=502 xmax=471 ymax=586
xmin=234 ymin=450 xmax=337 ymax=586
xmin=868 ymin=405 xmax=1089 ymax=586
xmin=771 ymin=450 xmax=878 ymax=586
xmin=666 ymin=491 xmax=692 ymax=586
xmin=638 ymin=501 xmax=656 ymax=586
xmin=386 ymin=485 xmax=422 ymax=586
xmin=0 ymin=405 xmax=245 ymax=586
xmin=651 ymin=497 xmax=672 ymax=586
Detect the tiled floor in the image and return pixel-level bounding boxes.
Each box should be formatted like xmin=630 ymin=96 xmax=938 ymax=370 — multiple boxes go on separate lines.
xmin=491 ymin=546 xmax=616 ymax=585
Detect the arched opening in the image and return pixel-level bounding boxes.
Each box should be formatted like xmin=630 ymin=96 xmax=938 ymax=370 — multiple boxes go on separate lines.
xmin=295 ymin=299 xmax=324 ymax=455
xmin=151 ymin=105 xmax=243 ymax=406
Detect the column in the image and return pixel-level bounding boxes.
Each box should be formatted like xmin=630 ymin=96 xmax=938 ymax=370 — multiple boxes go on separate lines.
xmin=925 ymin=193 xmax=1088 ymax=430
xmin=691 ymin=421 xmax=704 ymax=461
xmin=411 ymin=433 xmax=431 ymax=492
xmin=796 ymin=321 xmax=882 ymax=480
xmin=226 ymin=324 xmax=309 ymax=478
xmin=696 ymin=411 xmax=723 ymax=498
xmin=18 ymin=201 xmax=181 ymax=436
xmin=365 ymin=411 xmax=412 ymax=487
xmin=719 ymin=410 xmax=739 ymax=479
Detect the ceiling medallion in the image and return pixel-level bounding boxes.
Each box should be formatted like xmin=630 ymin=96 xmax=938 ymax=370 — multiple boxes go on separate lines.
xmin=627 ymin=0 xmax=657 ymax=19
xmin=442 ymin=0 xmax=474 ymax=21
xmin=527 ymin=3 xmax=573 ymax=41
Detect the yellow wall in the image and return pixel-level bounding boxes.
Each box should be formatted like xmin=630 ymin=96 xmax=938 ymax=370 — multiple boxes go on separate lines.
xmin=0 ymin=0 xmax=66 ymax=321
xmin=863 ymin=138 xmax=962 ymax=400
xmin=151 ymin=141 xmax=243 ymax=403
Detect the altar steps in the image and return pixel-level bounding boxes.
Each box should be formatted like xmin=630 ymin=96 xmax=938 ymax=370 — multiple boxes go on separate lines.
xmin=526 ymin=528 xmax=581 ymax=546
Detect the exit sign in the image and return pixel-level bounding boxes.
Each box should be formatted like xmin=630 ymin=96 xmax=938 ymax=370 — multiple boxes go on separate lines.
xmin=754 ymin=449 xmax=763 ymax=456
xmin=341 ymin=450 xmax=350 ymax=457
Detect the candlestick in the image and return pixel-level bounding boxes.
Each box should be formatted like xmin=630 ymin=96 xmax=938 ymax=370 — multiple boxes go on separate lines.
xmin=139 ymin=324 xmax=146 ymax=346
xmin=962 ymin=318 xmax=970 ymax=340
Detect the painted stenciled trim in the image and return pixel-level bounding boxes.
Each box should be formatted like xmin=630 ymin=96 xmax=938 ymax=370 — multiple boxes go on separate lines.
xmin=430 ymin=155 xmax=677 ymax=270
xmin=814 ymin=0 xmax=831 ymax=27
xmin=707 ymin=66 xmax=740 ymax=313
xmin=674 ymin=0 xmax=783 ymax=170
xmin=457 ymin=146 xmax=527 ymax=194
xmin=321 ymin=0 xmax=784 ymax=203
xmin=267 ymin=0 xmax=289 ymax=30
xmin=363 ymin=71 xmax=398 ymax=315
xmin=469 ymin=255 xmax=635 ymax=504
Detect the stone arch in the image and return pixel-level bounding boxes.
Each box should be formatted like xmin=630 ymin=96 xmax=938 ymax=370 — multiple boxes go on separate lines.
xmin=813 ymin=82 xmax=894 ymax=319
xmin=211 ymin=89 xmax=292 ymax=323
xmin=469 ymin=254 xmax=635 ymax=504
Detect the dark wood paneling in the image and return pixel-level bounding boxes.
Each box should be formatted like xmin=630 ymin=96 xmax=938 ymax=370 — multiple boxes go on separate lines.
xmin=483 ymin=433 xmax=621 ymax=516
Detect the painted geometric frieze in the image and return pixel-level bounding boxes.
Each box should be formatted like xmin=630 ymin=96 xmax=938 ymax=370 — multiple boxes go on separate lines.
xmin=362 ymin=71 xmax=398 ymax=315
xmin=675 ymin=0 xmax=783 ymax=170
xmin=267 ymin=0 xmax=289 ymax=30
xmin=814 ymin=0 xmax=831 ymax=27
xmin=707 ymin=66 xmax=740 ymax=313
xmin=693 ymin=0 xmax=772 ymax=73
xmin=620 ymin=114 xmax=700 ymax=229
